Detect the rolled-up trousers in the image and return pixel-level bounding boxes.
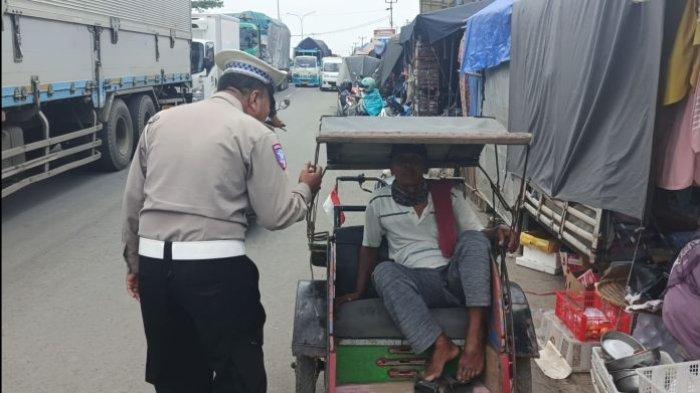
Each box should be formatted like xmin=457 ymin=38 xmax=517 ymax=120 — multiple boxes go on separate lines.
xmin=372 ymin=230 xmax=492 ymax=354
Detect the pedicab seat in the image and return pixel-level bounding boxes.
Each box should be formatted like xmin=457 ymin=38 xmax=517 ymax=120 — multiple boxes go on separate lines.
xmin=333 ymin=225 xmax=470 ymax=340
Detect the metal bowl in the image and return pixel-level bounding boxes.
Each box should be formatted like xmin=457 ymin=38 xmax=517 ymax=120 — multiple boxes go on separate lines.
xmin=612 ymin=369 xmax=640 ymax=393
xmin=605 ymin=348 xmax=661 ymax=372
xmin=601 ymin=331 xmax=645 ymax=360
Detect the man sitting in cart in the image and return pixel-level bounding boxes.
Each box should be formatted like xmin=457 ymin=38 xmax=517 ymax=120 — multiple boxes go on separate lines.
xmin=337 ymin=144 xmax=512 ymax=383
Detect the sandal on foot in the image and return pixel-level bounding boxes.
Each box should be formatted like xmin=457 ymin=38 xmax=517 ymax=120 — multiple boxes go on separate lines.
xmin=442 ymin=375 xmax=473 ymax=391
xmin=414 ymin=377 xmax=441 ymax=393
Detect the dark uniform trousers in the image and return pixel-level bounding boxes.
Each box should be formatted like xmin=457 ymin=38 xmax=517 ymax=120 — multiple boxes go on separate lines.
xmin=138 ymin=242 xmax=267 ymax=393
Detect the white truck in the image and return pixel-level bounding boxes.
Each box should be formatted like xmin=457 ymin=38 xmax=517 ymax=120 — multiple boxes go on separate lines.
xmin=1 ymin=0 xmax=192 ymax=197
xmin=190 ymin=14 xmax=240 ymax=102
xmin=320 ymin=57 xmax=343 ymax=91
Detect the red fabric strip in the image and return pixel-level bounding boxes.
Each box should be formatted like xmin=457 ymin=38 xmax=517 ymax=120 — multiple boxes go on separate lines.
xmin=429 ymin=180 xmax=458 ymax=258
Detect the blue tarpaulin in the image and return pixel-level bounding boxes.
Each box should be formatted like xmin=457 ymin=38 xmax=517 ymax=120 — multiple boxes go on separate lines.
xmin=461 ymin=0 xmax=514 ymax=73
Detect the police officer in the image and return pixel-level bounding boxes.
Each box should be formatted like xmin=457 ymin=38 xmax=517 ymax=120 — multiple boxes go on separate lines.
xmin=121 ymin=50 xmax=323 ymax=393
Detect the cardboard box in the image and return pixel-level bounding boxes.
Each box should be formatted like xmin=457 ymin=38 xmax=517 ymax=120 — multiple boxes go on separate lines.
xmin=562 ymin=254 xmax=586 ymax=293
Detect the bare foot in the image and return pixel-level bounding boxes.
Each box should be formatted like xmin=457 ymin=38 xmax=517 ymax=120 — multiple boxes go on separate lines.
xmin=424 ymin=334 xmax=460 ymax=381
xmin=457 ymin=346 xmax=484 ymax=382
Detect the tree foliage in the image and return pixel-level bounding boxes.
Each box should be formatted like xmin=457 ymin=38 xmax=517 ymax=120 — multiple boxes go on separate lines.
xmin=191 ymin=1 xmax=223 ymax=11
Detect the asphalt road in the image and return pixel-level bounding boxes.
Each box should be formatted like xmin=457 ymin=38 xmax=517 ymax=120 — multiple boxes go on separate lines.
xmin=2 ymin=87 xmax=592 ymax=393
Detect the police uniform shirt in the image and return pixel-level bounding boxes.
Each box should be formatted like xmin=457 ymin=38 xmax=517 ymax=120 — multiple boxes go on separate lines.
xmin=362 ymin=186 xmax=484 ymax=269
xmin=121 ymin=91 xmax=311 ymax=273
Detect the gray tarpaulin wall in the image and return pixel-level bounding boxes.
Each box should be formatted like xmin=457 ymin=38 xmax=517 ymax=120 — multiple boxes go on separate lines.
xmin=380 ymin=35 xmax=403 ymax=85
xmin=507 ymin=0 xmax=666 ymax=219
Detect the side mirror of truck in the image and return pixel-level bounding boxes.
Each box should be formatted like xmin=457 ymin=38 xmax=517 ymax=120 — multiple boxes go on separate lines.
xmin=204 ymin=42 xmax=215 ymax=76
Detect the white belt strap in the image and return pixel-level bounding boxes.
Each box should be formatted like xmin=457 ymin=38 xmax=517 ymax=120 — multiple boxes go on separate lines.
xmin=139 ymin=238 xmax=246 ymax=260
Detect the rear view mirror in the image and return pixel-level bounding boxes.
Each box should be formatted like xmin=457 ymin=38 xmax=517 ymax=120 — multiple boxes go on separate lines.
xmin=203 ymin=42 xmax=215 ymax=76
xmin=277 ymin=97 xmax=291 ymax=111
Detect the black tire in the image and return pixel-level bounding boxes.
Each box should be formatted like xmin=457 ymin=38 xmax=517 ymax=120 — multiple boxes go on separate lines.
xmin=294 ymin=356 xmax=319 ymax=393
xmin=128 ymin=94 xmax=156 ymax=148
xmin=515 ymin=357 xmax=533 ymax=393
xmin=98 ymin=98 xmax=134 ymax=171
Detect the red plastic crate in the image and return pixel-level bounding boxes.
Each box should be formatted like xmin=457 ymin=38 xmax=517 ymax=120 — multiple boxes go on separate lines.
xmin=555 ymin=290 xmax=632 ymax=341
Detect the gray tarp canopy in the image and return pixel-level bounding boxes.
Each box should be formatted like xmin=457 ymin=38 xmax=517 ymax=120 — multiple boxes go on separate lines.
xmin=399 ymin=0 xmax=493 ymax=44
xmin=506 ymin=0 xmax=666 ymax=219
xmin=380 ymin=35 xmax=403 ymax=85
xmin=319 ymin=116 xmax=530 ymax=170
xmin=295 ymin=37 xmax=332 ymax=57
xmin=337 ymin=55 xmax=382 ymax=84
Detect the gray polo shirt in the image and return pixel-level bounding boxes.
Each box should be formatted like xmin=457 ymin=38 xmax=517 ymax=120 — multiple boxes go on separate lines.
xmin=362 ymin=185 xmax=484 ymax=269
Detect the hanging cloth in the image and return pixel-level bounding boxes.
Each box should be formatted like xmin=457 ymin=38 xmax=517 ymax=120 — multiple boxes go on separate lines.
xmin=657 ymin=81 xmax=700 ymax=190
xmin=663 ymin=0 xmax=700 ymax=105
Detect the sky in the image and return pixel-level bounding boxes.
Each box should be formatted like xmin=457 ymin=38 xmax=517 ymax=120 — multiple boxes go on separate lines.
xmin=214 ymin=0 xmax=420 ymax=56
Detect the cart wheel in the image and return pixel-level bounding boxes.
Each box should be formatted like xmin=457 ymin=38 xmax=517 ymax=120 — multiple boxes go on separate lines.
xmin=515 ymin=357 xmax=532 ymax=393
xmin=294 ymin=355 xmax=320 ymax=393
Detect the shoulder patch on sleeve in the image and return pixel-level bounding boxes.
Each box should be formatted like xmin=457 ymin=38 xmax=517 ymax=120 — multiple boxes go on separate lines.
xmin=272 ymin=143 xmax=287 ymax=170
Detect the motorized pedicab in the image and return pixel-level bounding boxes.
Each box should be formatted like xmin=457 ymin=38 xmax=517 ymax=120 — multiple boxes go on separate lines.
xmin=292 ymin=116 xmax=538 ymax=392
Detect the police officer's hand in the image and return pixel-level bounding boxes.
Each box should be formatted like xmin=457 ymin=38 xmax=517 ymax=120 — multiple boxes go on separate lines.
xmin=126 ymin=273 xmax=140 ymax=301
xmin=299 ymin=162 xmax=323 ymax=194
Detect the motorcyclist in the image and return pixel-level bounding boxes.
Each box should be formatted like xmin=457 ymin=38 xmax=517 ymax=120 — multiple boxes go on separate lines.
xmin=357 ymin=77 xmax=383 ymax=117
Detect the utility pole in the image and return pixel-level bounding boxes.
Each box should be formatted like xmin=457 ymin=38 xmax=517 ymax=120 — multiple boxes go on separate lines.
xmin=359 ymin=35 xmax=367 ymax=47
xmin=286 ymin=11 xmax=315 ymax=39
xmin=385 ymin=0 xmax=398 ymax=29
xmin=276 ymin=0 xmax=280 ymax=20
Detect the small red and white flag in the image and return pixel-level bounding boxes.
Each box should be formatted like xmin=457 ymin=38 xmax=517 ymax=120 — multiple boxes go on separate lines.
xmin=323 ymin=186 xmax=345 ymax=225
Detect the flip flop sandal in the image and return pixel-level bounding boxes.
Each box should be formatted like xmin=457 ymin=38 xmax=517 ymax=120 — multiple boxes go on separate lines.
xmin=414 ymin=377 xmax=442 ymax=393
xmin=442 ymin=375 xmax=473 ymax=392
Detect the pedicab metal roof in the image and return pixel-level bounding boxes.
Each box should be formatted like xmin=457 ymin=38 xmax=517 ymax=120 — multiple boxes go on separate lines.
xmin=317 ymin=116 xmax=531 ymax=170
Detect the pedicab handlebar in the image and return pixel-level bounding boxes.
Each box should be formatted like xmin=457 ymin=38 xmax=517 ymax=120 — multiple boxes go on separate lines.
xmin=334 ymin=174 xmax=387 ymax=193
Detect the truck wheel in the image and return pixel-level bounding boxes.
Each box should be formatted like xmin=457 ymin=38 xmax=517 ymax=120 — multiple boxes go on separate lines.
xmin=98 ymin=98 xmax=134 ymax=171
xmin=128 ymin=94 xmax=156 ymax=148
xmin=515 ymin=357 xmax=532 ymax=393
xmin=294 ymin=356 xmax=319 ymax=393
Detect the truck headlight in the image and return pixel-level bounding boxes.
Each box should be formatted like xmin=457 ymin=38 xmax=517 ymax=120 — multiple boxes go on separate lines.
xmin=192 ymin=86 xmax=204 ymax=102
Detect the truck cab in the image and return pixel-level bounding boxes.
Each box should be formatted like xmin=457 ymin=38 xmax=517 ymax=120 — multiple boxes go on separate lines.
xmin=239 ymin=22 xmax=261 ymax=58
xmin=190 ymin=39 xmax=216 ymax=102
xmin=320 ymin=57 xmax=343 ymax=91
xmin=292 ymin=53 xmax=321 ymax=87
xmin=190 ymin=14 xmax=241 ymax=101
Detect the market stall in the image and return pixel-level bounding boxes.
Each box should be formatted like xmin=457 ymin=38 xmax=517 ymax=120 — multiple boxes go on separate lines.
xmin=457 ymin=0 xmax=700 ymax=389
